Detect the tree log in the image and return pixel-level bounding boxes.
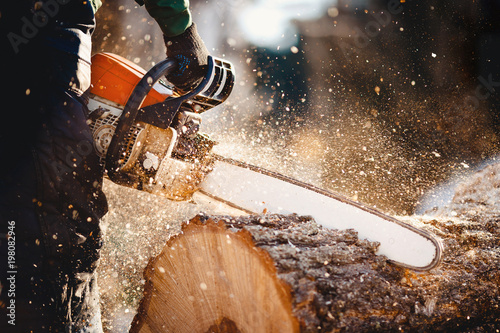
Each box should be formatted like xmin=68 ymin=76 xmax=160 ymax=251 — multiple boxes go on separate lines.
xmin=129 ymin=209 xmax=500 ymax=332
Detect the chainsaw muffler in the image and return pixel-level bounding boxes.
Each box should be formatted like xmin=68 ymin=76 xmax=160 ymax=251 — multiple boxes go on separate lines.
xmin=87 ymin=53 xmax=234 ymax=200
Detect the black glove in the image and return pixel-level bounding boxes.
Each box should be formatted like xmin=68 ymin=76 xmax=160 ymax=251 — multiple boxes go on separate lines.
xmin=164 ymin=23 xmax=209 ymax=91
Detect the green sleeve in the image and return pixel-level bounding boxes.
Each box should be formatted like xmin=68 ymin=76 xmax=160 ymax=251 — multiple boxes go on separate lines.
xmin=143 ymin=0 xmax=192 ymax=37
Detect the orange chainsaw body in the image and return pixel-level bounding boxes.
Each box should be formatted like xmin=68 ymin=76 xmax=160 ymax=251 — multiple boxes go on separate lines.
xmin=87 ymin=53 xmax=233 ymax=200
xmin=90 ymin=52 xmax=171 ymax=108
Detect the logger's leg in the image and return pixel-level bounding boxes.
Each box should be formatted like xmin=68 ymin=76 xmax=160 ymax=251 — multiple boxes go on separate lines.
xmin=0 ymin=3 xmax=107 ymax=330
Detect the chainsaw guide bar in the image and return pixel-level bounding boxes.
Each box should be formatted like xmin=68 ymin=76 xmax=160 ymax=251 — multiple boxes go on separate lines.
xmin=199 ymin=155 xmax=443 ymax=271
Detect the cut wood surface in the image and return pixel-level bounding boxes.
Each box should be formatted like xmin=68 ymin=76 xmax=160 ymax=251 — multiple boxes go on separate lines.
xmin=129 ymin=215 xmax=300 ymax=333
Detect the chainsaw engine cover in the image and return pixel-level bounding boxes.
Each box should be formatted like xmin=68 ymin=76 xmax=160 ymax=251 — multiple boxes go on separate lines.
xmin=86 ymin=52 xmax=233 ymax=200
xmin=90 ymin=52 xmax=172 ymax=108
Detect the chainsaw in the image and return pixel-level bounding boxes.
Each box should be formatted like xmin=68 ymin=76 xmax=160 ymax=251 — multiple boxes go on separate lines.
xmin=87 ymin=53 xmax=443 ymax=271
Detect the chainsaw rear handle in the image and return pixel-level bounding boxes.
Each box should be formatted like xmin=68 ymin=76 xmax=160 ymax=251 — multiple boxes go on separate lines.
xmin=105 ymin=55 xmax=229 ymax=183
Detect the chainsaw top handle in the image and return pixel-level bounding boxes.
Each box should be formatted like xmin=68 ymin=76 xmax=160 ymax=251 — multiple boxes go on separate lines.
xmin=105 ymin=55 xmax=233 ymax=183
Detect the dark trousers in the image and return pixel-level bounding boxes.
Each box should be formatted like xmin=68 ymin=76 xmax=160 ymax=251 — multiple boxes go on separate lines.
xmin=0 ymin=1 xmax=107 ymax=331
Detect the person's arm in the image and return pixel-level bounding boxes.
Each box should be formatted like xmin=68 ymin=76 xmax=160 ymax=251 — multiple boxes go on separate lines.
xmin=143 ymin=0 xmax=191 ymax=37
xmin=142 ymin=0 xmax=209 ymax=91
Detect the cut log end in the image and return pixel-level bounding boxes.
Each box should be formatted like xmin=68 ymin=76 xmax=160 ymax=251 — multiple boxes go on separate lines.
xmin=130 ymin=215 xmax=300 ymax=333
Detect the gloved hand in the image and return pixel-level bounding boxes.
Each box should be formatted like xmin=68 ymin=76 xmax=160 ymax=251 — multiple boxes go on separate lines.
xmin=164 ymin=23 xmax=209 ymax=91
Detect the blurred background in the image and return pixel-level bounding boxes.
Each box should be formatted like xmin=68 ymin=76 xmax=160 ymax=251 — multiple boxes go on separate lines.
xmin=92 ymin=0 xmax=500 ymax=330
